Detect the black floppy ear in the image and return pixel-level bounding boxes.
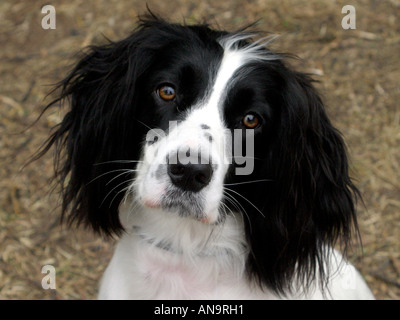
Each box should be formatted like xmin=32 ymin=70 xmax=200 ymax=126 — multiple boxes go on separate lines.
xmin=39 ymin=20 xmax=161 ymax=237
xmin=246 ymin=68 xmax=360 ymax=294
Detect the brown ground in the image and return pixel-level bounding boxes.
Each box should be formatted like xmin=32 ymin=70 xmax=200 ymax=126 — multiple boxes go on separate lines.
xmin=0 ymin=0 xmax=399 ymax=300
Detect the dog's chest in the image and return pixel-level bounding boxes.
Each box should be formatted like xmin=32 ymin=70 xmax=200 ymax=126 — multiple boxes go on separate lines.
xmin=137 ymin=249 xmax=233 ymax=299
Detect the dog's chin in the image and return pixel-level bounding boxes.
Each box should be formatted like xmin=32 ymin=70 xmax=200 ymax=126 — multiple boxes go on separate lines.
xmin=140 ymin=188 xmax=219 ymax=225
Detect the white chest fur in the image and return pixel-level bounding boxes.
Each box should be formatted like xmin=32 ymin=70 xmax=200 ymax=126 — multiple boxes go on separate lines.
xmin=97 ymin=207 xmax=374 ymax=300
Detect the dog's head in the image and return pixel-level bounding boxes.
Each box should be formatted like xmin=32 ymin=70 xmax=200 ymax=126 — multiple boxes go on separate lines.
xmin=41 ymin=16 xmax=359 ymax=293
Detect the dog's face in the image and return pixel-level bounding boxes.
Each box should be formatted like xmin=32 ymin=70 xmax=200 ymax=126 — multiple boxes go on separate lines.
xmin=132 ymin=34 xmax=278 ymax=225
xmin=42 ymin=17 xmax=359 ymax=293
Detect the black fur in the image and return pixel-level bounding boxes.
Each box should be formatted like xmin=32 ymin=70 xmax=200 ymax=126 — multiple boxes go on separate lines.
xmin=225 ymin=66 xmax=360 ymax=293
xmin=39 ymin=17 xmax=225 ymax=236
xmin=38 ymin=15 xmax=360 ymax=295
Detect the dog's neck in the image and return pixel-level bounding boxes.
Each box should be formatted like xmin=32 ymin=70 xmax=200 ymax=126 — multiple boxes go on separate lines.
xmin=120 ymin=201 xmax=248 ymax=259
xmin=132 ymin=225 xmax=234 ymax=257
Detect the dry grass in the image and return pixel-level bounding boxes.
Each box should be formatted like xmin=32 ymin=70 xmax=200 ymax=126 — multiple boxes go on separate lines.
xmin=0 ymin=0 xmax=399 ymax=300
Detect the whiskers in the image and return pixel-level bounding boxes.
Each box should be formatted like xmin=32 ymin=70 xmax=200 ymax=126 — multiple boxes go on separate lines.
xmin=99 ymin=172 xmax=137 ymax=209
xmin=86 ymin=168 xmax=137 ymax=186
xmin=93 ymin=160 xmax=144 ymax=166
xmin=224 ymin=179 xmax=272 ymax=186
xmin=88 ymin=160 xmax=143 ymax=209
xmin=222 ymin=179 xmax=272 ymax=232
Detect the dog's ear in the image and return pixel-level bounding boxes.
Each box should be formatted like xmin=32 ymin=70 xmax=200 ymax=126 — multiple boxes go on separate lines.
xmin=39 ymin=18 xmax=166 ymax=236
xmin=246 ymin=67 xmax=360 ymax=294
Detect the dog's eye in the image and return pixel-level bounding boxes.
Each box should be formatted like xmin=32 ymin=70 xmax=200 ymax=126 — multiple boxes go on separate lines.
xmin=242 ymin=113 xmax=260 ymax=128
xmin=158 ymin=85 xmax=176 ymax=101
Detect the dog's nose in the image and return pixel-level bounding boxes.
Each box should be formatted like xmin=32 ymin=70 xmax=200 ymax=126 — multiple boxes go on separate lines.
xmin=168 ymin=162 xmax=213 ymax=192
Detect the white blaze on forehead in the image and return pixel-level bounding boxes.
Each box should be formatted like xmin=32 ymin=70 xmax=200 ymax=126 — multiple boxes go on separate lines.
xmin=207 ymin=48 xmax=246 ymax=108
xmin=205 ymin=33 xmax=279 ymax=113
xmin=180 ymin=33 xmax=279 ymax=158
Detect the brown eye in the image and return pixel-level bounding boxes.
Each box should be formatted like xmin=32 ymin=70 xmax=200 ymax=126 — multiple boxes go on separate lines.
xmin=158 ymin=85 xmax=176 ymax=101
xmin=242 ymin=113 xmax=260 ymax=128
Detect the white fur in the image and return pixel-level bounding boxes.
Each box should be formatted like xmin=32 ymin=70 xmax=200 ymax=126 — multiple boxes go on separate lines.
xmin=99 ymin=203 xmax=374 ymax=300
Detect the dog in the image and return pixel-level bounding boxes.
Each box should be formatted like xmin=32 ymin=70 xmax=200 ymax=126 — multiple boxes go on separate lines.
xmin=40 ymin=16 xmax=374 ymax=299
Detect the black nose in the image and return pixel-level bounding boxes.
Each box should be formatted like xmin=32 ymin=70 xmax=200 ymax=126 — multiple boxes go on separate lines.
xmin=167 ymin=162 xmax=213 ymax=192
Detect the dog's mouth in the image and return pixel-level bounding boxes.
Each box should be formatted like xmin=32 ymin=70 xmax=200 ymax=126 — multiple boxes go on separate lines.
xmin=142 ymin=186 xmax=211 ymax=222
xmin=162 ymin=189 xmax=204 ymax=218
xmin=138 ymin=175 xmax=224 ymax=224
